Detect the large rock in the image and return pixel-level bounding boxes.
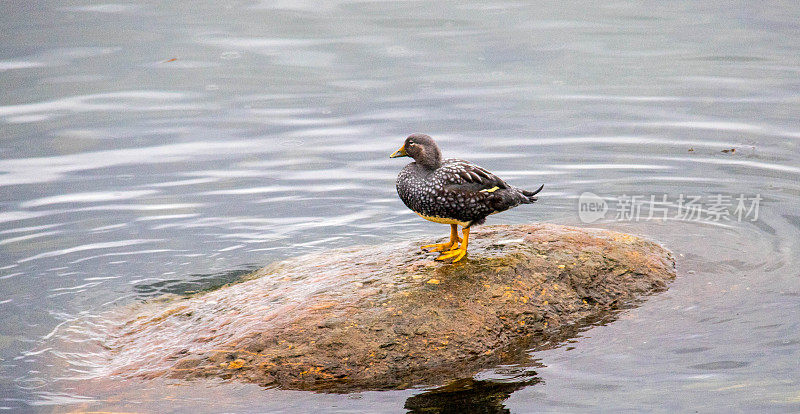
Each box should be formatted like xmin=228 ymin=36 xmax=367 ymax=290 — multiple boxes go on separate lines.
xmin=94 ymin=224 xmax=675 ymax=391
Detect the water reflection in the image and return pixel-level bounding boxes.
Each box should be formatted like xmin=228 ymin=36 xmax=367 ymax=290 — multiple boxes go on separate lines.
xmin=405 ymin=376 xmax=541 ymax=414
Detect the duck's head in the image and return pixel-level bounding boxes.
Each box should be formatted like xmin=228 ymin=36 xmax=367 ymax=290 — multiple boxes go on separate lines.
xmin=389 ymin=133 xmax=442 ymax=169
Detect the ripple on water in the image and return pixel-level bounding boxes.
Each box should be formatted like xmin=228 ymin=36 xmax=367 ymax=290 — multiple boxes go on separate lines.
xmin=20 ymin=190 xmax=160 ymax=208
xmin=18 ymin=240 xmax=162 ymax=263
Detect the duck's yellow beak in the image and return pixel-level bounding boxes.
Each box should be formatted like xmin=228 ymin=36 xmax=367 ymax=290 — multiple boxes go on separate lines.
xmin=389 ymin=144 xmax=408 ymax=158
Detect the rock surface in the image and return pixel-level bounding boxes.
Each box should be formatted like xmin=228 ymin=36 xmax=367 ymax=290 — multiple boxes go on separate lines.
xmin=94 ymin=224 xmax=676 ymax=391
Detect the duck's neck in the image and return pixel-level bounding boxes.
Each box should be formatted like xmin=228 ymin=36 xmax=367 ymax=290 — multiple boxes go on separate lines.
xmin=416 ymin=147 xmax=442 ymax=170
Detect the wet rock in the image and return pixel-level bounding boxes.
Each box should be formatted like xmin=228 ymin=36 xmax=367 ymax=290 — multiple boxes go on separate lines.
xmin=94 ymin=224 xmax=675 ymax=391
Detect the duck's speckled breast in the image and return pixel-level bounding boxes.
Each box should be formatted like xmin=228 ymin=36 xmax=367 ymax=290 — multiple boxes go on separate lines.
xmin=395 ymin=160 xmax=495 ymax=225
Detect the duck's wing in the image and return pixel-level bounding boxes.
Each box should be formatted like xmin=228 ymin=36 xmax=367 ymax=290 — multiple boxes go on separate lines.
xmin=437 ymin=159 xmax=510 ymax=193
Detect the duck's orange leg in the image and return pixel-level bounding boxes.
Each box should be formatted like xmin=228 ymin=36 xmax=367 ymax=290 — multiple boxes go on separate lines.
xmin=436 ymin=227 xmax=469 ymax=262
xmin=421 ymin=224 xmax=461 ymax=252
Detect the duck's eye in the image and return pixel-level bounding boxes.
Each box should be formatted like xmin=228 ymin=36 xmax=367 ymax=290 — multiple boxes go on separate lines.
xmin=408 ymin=142 xmax=414 ymax=146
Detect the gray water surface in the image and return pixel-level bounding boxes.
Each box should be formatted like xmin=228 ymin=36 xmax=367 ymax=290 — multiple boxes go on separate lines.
xmin=2 ymin=1 xmax=800 ymax=412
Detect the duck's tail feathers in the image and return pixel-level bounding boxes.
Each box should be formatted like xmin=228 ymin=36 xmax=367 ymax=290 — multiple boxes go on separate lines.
xmin=521 ymin=184 xmax=544 ymax=203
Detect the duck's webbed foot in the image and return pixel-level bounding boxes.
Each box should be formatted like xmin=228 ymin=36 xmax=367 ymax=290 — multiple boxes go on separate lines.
xmin=435 ymin=247 xmax=467 ymax=262
xmin=421 ymin=237 xmax=461 ymax=252
xmin=434 ymin=227 xmax=470 ymax=263
xmin=421 ymin=224 xmax=461 ymax=252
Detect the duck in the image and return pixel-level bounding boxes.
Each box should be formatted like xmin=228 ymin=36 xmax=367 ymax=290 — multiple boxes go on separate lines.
xmin=390 ymin=133 xmax=543 ymax=262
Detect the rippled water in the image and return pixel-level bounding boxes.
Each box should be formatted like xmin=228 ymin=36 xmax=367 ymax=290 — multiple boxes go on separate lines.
xmin=2 ymin=1 xmax=799 ymax=412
